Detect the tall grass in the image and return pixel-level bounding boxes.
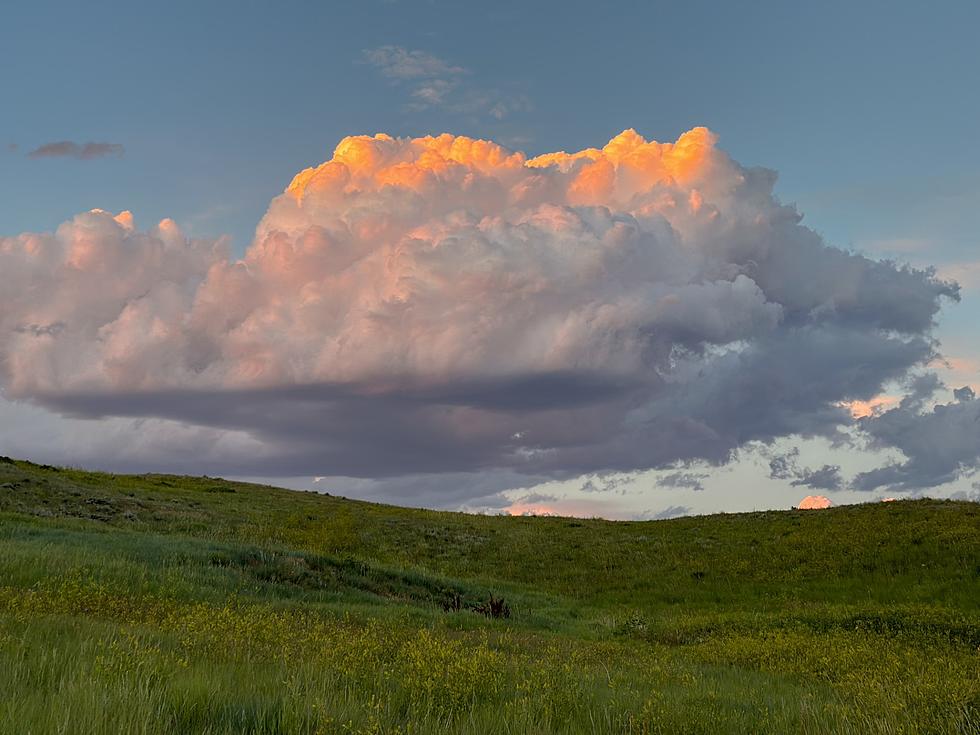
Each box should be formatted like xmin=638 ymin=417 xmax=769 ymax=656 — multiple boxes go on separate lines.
xmin=0 ymin=458 xmax=977 ymax=733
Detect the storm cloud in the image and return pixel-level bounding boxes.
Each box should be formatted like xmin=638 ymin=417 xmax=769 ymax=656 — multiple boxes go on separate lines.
xmin=0 ymin=128 xmax=969 ymax=495
xmin=853 ymin=383 xmax=980 ymax=491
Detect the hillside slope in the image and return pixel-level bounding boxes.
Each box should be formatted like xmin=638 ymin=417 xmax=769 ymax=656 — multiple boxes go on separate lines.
xmin=0 ymin=457 xmax=977 ymax=734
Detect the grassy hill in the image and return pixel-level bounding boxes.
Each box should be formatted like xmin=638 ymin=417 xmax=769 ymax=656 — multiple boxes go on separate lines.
xmin=0 ymin=456 xmax=977 ymax=734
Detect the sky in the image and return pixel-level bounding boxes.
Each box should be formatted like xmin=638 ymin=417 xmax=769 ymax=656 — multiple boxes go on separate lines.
xmin=1 ymin=0 xmax=978 ymax=518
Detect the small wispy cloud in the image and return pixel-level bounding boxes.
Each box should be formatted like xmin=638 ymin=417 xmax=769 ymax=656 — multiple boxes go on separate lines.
xmin=790 ymin=465 xmax=843 ymax=491
xmin=511 ymin=491 xmax=558 ymax=505
xmin=657 ymin=471 xmax=709 ymax=492
xmin=411 ymin=78 xmax=457 ymax=106
xmin=362 ymin=45 xmax=527 ymax=120
xmin=767 ymin=447 xmax=844 ymax=491
xmin=646 ymin=505 xmax=691 ymax=520
xmin=28 ymin=141 xmax=124 ymax=160
xmin=363 ymin=45 xmax=465 ymax=80
xmin=579 ymin=473 xmax=634 ymax=494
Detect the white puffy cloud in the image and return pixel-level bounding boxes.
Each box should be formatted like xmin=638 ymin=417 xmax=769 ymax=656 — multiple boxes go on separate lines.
xmin=0 ymin=128 xmax=967 ymax=491
xmin=1 ymin=210 xmax=226 ymax=395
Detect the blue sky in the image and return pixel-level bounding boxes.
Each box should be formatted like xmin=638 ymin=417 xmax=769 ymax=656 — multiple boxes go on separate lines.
xmin=1 ymin=0 xmax=978 ymax=516
xmin=4 ymin=1 xmax=979 ymax=251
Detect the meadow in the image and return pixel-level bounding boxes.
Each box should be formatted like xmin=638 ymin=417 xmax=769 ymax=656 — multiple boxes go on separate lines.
xmin=0 ymin=457 xmax=976 ymax=733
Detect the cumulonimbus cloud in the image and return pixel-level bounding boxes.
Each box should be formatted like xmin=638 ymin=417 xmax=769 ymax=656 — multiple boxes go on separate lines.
xmin=0 ymin=128 xmax=972 ymax=489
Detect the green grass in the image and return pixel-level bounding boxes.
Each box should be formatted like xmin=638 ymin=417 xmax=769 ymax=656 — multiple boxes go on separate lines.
xmin=0 ymin=457 xmax=977 ymax=734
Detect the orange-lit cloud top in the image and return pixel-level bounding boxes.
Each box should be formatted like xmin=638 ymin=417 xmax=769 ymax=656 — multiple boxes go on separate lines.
xmin=0 ymin=128 xmax=968 ymax=485
xmin=526 ymin=127 xmax=718 ymax=205
xmin=282 ymin=127 xmax=718 ymax=212
xmin=2 ymin=128 xmax=774 ymax=395
xmin=841 ymin=395 xmax=899 ymax=419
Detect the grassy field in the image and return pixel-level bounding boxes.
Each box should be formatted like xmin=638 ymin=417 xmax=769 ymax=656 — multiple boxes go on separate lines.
xmin=0 ymin=456 xmax=976 ymax=734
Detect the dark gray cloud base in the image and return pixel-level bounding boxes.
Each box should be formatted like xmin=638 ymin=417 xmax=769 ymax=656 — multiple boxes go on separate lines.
xmin=854 ymin=379 xmax=980 ymax=492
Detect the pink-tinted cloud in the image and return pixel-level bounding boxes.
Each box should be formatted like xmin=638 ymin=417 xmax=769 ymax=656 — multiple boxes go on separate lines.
xmin=840 ymin=395 xmax=900 ymax=419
